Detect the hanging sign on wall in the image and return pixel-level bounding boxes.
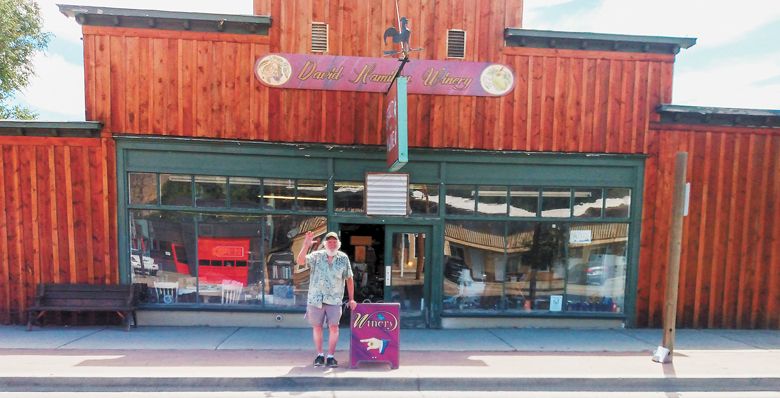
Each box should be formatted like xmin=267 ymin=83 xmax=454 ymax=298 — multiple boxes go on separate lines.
xmin=254 ymin=53 xmax=514 ymax=97
xmin=385 ymin=77 xmax=408 ymax=172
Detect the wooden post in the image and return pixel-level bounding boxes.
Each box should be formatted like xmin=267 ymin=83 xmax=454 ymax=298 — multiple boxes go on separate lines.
xmin=662 ymin=152 xmax=688 ymax=361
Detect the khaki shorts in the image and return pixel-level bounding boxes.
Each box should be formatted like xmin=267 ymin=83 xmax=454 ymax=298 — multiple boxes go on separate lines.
xmin=305 ymin=304 xmax=342 ymax=327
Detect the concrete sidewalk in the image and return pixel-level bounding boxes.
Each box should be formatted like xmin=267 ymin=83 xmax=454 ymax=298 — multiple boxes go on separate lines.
xmin=0 ymin=326 xmax=778 ymax=392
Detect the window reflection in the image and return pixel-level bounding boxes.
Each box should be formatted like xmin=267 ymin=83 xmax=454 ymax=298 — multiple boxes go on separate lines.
xmin=445 ymin=185 xmax=475 ymax=214
xmin=573 ymin=189 xmax=603 ymax=218
xmin=263 ymin=179 xmax=295 ymax=210
xmin=509 ymin=186 xmax=539 ymax=217
xmin=195 ymin=176 xmax=227 ymax=207
xmin=128 ymin=173 xmax=158 ymax=205
xmin=605 ymin=188 xmax=631 ymax=218
xmin=565 ymin=223 xmax=628 ymax=312
xmin=264 ymin=215 xmax=327 ymax=308
xmin=477 ymin=186 xmax=508 ymax=215
xmin=541 ymin=188 xmax=571 ymax=217
xmin=296 ymin=180 xmax=327 ymax=211
xmin=130 ymin=210 xmax=197 ymax=305
xmin=160 ymin=174 xmax=192 ymax=206
xmin=334 ymin=181 xmax=364 ymax=212
xmin=229 ymin=177 xmax=262 ymax=208
xmin=442 ymin=220 xmax=628 ymax=315
xmin=442 ymin=220 xmax=506 ymax=311
xmin=410 ymin=184 xmax=439 ymax=215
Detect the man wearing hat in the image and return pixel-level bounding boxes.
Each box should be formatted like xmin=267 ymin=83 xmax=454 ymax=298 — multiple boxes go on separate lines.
xmin=297 ymin=230 xmax=356 ymax=367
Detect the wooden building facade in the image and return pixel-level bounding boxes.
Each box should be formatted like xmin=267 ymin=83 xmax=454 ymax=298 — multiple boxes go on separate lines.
xmin=0 ymin=0 xmax=777 ymax=328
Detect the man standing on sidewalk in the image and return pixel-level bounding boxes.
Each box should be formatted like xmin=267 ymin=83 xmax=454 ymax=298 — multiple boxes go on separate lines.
xmin=297 ymin=231 xmax=357 ymax=368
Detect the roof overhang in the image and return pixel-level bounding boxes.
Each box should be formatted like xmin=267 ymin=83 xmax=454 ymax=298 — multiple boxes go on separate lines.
xmin=505 ymin=28 xmax=696 ymax=54
xmin=657 ymin=105 xmax=780 ymax=129
xmin=58 ymin=4 xmax=271 ymax=35
xmin=0 ymin=121 xmax=103 ymax=138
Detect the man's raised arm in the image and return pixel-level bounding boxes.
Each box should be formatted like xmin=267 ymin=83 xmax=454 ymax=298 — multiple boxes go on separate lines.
xmin=297 ymin=231 xmax=316 ymax=266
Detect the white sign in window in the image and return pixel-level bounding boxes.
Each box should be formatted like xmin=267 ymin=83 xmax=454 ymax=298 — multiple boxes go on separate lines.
xmin=550 ymin=295 xmax=563 ymax=312
xmin=366 ymin=173 xmax=409 ymax=216
xmin=569 ymin=229 xmax=592 ymax=244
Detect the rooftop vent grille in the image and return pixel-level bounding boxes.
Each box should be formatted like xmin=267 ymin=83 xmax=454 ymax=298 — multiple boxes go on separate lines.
xmin=311 ymin=22 xmax=328 ymax=53
xmin=447 ymin=29 xmax=466 ymax=58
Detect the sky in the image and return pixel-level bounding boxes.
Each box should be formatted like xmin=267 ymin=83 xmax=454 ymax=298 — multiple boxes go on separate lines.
xmin=12 ymin=0 xmax=780 ymax=121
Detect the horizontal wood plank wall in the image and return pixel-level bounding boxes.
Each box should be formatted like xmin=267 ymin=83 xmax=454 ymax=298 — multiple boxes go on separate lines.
xmin=638 ymin=127 xmax=780 ymax=329
xmin=83 ymin=25 xmax=673 ymax=154
xmin=0 ymin=137 xmax=117 ymax=324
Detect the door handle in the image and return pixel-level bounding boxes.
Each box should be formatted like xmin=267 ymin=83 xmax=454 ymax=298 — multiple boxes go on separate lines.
xmin=385 ymin=265 xmax=391 ymax=286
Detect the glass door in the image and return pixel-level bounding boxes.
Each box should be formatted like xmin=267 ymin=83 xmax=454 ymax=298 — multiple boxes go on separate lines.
xmin=384 ymin=226 xmax=431 ymax=328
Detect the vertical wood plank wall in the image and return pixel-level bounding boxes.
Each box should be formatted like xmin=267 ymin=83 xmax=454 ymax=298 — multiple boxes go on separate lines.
xmin=639 ymin=127 xmax=780 ymax=329
xmin=81 ymin=29 xmax=674 ymax=154
xmin=0 ymin=137 xmax=118 ymax=324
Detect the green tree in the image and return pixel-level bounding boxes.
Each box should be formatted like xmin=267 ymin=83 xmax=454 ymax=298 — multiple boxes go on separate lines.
xmin=0 ymin=0 xmax=50 ymax=120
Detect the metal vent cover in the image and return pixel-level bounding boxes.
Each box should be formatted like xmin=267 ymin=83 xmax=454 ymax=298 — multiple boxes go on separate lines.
xmin=447 ymin=29 xmax=466 ymax=58
xmin=311 ymin=22 xmax=328 ymax=53
xmin=365 ymin=173 xmax=409 ymax=216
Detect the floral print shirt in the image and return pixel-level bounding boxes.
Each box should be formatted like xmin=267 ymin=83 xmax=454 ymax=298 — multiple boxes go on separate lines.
xmin=306 ymin=250 xmax=353 ymax=308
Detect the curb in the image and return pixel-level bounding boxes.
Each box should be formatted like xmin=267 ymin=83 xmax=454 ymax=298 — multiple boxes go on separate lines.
xmin=2 ymin=377 xmax=779 ymax=392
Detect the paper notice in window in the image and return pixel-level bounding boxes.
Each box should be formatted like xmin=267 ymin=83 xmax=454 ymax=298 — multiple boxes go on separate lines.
xmin=569 ymin=230 xmax=592 ymax=244
xmin=550 ymin=295 xmax=563 ymax=312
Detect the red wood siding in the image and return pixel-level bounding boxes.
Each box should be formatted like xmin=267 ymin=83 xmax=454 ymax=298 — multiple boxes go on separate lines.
xmin=639 ymin=127 xmax=780 ymax=329
xmin=83 ymin=24 xmax=674 ymax=154
xmin=0 ymin=137 xmax=117 ymax=324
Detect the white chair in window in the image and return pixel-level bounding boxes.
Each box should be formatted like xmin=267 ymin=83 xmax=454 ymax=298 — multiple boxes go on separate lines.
xmin=154 ymin=281 xmax=179 ymax=304
xmin=221 ymin=281 xmax=243 ymax=304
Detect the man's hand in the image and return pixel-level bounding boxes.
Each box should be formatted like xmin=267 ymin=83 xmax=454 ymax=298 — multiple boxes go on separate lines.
xmin=348 ymin=299 xmax=357 ymax=310
xmin=303 ymin=231 xmax=318 ymax=249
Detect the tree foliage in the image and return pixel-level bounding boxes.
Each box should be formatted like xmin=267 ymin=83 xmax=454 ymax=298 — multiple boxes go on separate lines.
xmin=0 ymin=0 xmax=50 ymax=120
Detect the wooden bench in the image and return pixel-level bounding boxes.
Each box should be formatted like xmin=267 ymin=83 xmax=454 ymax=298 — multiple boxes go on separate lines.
xmin=26 ymin=283 xmax=138 ymax=331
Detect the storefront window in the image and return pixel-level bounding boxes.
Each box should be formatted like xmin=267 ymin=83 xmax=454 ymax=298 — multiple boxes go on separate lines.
xmin=334 ymin=181 xmax=364 ymax=212
xmin=229 ymin=177 xmax=262 ymax=208
xmin=129 ymin=210 xmax=197 ymax=305
xmin=263 ymin=215 xmax=326 ymax=308
xmin=441 ymin=219 xmax=628 ymax=315
xmin=197 ymin=214 xmax=264 ymax=305
xmin=296 ymin=180 xmax=327 ymax=211
xmin=442 ymin=220 xmax=506 ymax=311
xmin=605 ymin=188 xmax=631 ymax=218
xmin=509 ymin=186 xmax=539 ymax=217
xmin=128 ymin=173 xmax=158 ymax=205
xmin=195 ymin=176 xmax=227 ymax=207
xmin=573 ymin=189 xmax=603 ymax=218
xmin=409 ymin=184 xmax=439 ymax=215
xmin=541 ymin=188 xmax=571 ymax=217
xmin=160 ymin=174 xmax=193 ymax=206
xmin=445 ymin=185 xmax=475 ymax=214
xmin=565 ymin=223 xmax=628 ymax=313
xmin=263 ymin=179 xmax=295 ymax=210
xmin=477 ymin=186 xmax=508 ymax=215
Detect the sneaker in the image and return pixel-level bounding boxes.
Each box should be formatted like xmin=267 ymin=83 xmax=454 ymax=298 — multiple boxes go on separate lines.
xmin=326 ymin=356 xmax=338 ymax=368
xmin=313 ymin=355 xmax=325 ymax=367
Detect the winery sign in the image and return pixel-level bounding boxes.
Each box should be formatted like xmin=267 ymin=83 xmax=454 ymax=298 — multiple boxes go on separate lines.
xmin=255 ymin=53 xmax=514 ymax=97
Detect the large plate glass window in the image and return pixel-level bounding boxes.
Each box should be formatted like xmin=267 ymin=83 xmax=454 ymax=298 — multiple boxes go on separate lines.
xmin=129 ymin=210 xmax=196 ymax=305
